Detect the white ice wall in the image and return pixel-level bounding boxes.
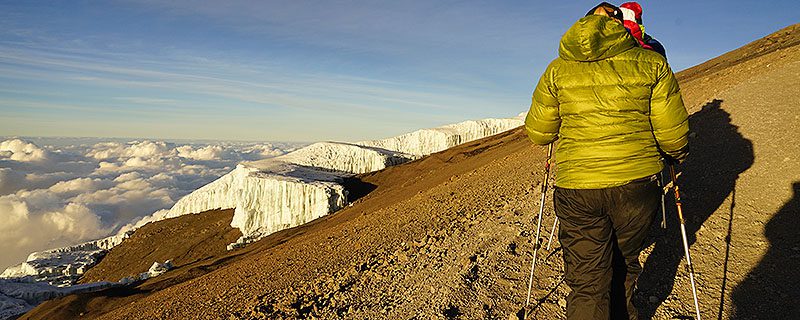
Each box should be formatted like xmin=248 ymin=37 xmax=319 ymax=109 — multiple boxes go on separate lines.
xmin=0 ymin=270 xmax=149 ymax=320
xmin=223 ymin=117 xmax=522 ymax=244
xmin=1 ymin=232 xmax=131 ymax=287
xmin=228 ymin=170 xmax=346 ymax=247
xmin=154 ymin=165 xmax=253 ymax=221
xmin=358 ymin=117 xmax=523 ymax=156
xmin=275 ymin=142 xmax=415 ymax=174
xmin=130 ymin=161 xmax=348 ymax=248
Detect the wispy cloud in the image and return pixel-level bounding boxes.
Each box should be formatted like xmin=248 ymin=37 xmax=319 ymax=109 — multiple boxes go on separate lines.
xmin=122 ymin=1 xmax=557 ymax=55
xmin=0 ymin=0 xmax=559 ymax=140
xmin=5 ymin=0 xmax=792 ymax=140
xmin=0 ymin=40 xmax=510 ymax=116
xmin=113 ymin=97 xmax=182 ymax=105
xmin=0 ymin=42 xmax=504 ymax=140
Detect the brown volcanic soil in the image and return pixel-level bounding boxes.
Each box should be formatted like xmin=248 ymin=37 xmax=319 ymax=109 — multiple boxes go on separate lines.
xmin=22 ymin=209 xmax=243 ymax=320
xmin=79 ymin=208 xmax=242 ymax=284
xmin=25 ymin=24 xmax=800 ymax=320
xmin=676 ymin=24 xmax=800 ymax=84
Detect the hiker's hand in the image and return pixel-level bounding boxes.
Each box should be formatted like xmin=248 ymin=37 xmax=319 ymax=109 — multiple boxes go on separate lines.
xmin=663 ymin=155 xmax=679 ymax=165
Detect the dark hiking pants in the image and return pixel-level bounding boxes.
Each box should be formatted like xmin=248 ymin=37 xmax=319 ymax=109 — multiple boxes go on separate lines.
xmin=554 ymin=176 xmax=660 ymax=320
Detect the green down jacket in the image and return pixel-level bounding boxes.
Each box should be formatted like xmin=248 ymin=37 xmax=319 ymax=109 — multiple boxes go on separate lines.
xmin=525 ymin=15 xmax=689 ymax=189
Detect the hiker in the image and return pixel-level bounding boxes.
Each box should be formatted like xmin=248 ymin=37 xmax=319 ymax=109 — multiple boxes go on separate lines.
xmin=619 ymin=2 xmax=667 ymax=58
xmin=524 ymin=2 xmax=689 ymax=319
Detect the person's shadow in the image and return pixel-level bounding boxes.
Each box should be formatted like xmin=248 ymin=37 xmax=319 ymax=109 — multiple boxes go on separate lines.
xmin=635 ymin=99 xmax=754 ymax=319
xmin=730 ymin=182 xmax=800 ymax=319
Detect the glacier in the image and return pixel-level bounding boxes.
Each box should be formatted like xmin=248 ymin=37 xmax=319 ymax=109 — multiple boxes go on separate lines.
xmin=1 ymin=231 xmax=132 ymax=288
xmin=224 ymin=116 xmax=523 ymax=246
xmin=0 ymin=257 xmax=173 ymax=320
xmin=0 ymin=279 xmax=118 ymax=320
xmin=135 ymin=160 xmax=351 ymax=248
xmin=358 ymin=117 xmax=524 ymax=156
xmin=275 ymin=141 xmax=415 ymax=174
xmin=124 ymin=116 xmax=524 ymax=248
xmin=0 ymin=114 xmax=523 ymax=319
xmin=0 ymin=279 xmax=118 ymax=319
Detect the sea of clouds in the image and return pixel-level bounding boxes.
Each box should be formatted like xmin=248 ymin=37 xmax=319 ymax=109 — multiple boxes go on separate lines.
xmin=0 ymin=137 xmax=303 ymax=270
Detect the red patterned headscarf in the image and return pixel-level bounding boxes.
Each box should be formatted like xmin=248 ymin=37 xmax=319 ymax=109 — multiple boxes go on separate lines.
xmin=620 ymin=2 xmax=652 ymax=50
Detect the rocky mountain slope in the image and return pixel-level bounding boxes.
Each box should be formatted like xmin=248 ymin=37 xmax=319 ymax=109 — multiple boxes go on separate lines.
xmin=23 ymin=23 xmax=800 ymax=319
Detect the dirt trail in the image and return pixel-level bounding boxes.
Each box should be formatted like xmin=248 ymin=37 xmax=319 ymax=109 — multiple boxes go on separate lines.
xmin=24 ymin=24 xmax=800 ymax=320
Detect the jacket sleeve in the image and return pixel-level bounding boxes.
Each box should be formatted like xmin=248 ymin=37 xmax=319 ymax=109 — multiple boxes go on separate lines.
xmin=525 ymin=62 xmax=561 ymax=145
xmin=650 ymin=60 xmax=689 ymax=162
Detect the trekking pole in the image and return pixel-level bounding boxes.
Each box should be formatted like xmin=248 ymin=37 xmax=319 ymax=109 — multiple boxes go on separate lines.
xmin=660 ymin=170 xmax=667 ymax=229
xmin=668 ymin=164 xmax=702 ymax=320
xmin=525 ymin=143 xmax=553 ymax=307
xmin=545 ymin=216 xmax=558 ymax=250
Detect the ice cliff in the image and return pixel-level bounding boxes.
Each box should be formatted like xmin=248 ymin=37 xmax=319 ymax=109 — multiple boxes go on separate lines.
xmin=129 ymin=116 xmax=524 ymax=247
xmin=358 ymin=117 xmax=524 ymax=156
xmin=276 ymin=141 xmax=415 ymax=174
xmin=0 ymin=258 xmax=172 ymax=320
xmin=0 ymin=279 xmax=117 ymax=320
xmin=1 ymin=231 xmax=132 ymax=288
xmin=193 ymin=116 xmax=522 ymax=246
xmin=136 ymin=160 xmax=349 ymax=248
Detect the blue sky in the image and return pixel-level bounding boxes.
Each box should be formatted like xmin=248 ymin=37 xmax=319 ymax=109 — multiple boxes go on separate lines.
xmin=1 ymin=1 xmax=798 ymax=142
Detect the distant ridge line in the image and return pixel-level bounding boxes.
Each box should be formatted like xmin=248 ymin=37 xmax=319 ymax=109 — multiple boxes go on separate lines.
xmin=677 ymin=23 xmax=800 ymax=82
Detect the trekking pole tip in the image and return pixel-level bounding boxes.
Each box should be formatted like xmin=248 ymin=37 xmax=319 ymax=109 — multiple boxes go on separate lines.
xmin=514 ymin=307 xmax=527 ymax=320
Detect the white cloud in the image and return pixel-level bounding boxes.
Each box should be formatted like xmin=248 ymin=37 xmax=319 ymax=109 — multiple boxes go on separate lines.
xmin=113 ymin=172 xmax=143 ymax=183
xmin=48 ymin=178 xmax=112 ymax=197
xmin=0 ymin=138 xmax=302 ymax=269
xmin=0 ymin=193 xmax=106 ymax=267
xmin=176 ymin=145 xmax=224 ymax=161
xmin=122 ymin=156 xmax=159 ymax=168
xmin=25 ymin=172 xmax=78 ymax=186
xmin=126 ymin=141 xmax=174 ymax=158
xmin=244 ymin=144 xmax=289 ymax=159
xmin=114 ymin=177 xmax=152 ymax=191
xmin=86 ymin=141 xmax=175 ymax=160
xmin=0 ymin=139 xmax=51 ymax=162
xmin=97 ymin=161 xmax=119 ymax=171
xmin=85 ymin=142 xmax=126 ymax=160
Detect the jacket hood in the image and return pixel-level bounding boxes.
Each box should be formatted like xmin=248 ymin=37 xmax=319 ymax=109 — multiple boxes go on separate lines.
xmin=559 ymin=15 xmax=637 ymax=62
